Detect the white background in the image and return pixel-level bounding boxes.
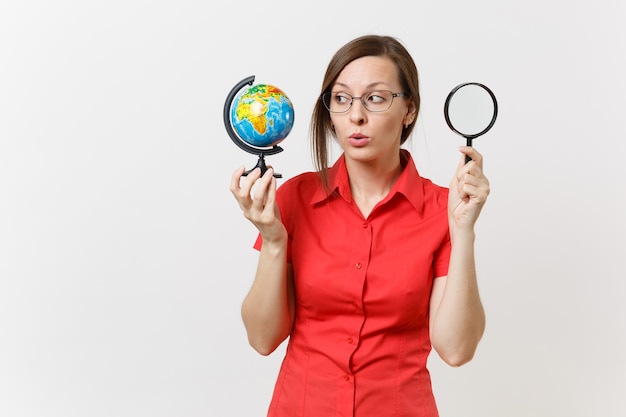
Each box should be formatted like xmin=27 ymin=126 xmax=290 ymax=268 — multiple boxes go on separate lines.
xmin=1 ymin=1 xmax=625 ymax=416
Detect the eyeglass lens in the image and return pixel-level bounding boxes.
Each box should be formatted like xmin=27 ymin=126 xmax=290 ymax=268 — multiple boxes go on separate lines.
xmin=322 ymin=91 xmax=399 ymax=113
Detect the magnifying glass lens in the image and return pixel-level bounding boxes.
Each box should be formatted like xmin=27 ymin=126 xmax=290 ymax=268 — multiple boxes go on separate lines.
xmin=444 ymin=82 xmax=498 ymax=143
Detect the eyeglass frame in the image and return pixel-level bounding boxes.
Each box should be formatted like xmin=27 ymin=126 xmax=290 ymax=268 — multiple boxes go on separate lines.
xmin=320 ymin=90 xmax=409 ymax=113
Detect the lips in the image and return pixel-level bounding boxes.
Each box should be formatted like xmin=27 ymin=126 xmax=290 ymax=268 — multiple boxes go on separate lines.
xmin=348 ymin=133 xmax=370 ymax=147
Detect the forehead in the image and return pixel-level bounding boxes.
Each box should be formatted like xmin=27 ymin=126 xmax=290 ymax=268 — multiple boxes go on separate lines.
xmin=334 ymin=56 xmax=400 ymax=91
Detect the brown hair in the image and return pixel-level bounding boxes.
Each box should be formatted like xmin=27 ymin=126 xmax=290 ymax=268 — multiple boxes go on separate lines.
xmin=310 ymin=35 xmax=421 ymax=190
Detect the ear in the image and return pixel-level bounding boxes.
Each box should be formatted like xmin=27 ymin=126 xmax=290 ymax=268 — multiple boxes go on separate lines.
xmin=403 ymin=104 xmax=417 ymax=127
xmin=404 ymin=100 xmax=418 ymax=126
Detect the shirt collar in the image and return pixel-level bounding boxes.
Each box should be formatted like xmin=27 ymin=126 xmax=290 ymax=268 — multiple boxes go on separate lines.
xmin=311 ymin=149 xmax=425 ymax=214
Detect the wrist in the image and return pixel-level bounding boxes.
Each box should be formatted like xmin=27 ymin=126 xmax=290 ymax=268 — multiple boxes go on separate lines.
xmin=261 ymin=230 xmax=288 ymax=252
xmin=450 ymin=228 xmax=476 ymax=245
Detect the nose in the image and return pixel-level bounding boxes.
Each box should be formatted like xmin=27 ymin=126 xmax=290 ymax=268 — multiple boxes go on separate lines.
xmin=348 ymin=98 xmax=367 ymax=125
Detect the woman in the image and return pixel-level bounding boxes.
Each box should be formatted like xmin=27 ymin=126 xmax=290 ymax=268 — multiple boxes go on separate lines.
xmin=230 ymin=34 xmax=490 ymax=417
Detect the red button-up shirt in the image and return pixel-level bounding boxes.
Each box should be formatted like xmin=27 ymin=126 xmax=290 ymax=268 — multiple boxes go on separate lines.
xmin=254 ymin=150 xmax=451 ymax=417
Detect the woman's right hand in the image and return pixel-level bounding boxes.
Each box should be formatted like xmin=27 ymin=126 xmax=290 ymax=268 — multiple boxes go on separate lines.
xmin=229 ymin=166 xmax=287 ymax=244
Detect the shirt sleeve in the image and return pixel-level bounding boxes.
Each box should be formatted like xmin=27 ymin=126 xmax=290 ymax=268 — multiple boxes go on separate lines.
xmin=433 ymin=229 xmax=451 ymax=278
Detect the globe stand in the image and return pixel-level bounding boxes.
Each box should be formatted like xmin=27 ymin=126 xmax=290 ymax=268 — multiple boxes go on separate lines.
xmin=223 ymin=75 xmax=284 ymax=178
xmin=245 ymin=153 xmax=277 ymax=177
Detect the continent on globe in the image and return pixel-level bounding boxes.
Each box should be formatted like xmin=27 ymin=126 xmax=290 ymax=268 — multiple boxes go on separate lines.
xmin=230 ymin=84 xmax=295 ymax=148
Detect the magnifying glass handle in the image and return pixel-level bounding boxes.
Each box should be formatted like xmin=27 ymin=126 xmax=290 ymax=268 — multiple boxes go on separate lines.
xmin=465 ymin=138 xmax=473 ymax=164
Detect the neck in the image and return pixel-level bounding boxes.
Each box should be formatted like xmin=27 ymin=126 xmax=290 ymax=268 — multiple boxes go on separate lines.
xmin=345 ymin=154 xmax=403 ymax=217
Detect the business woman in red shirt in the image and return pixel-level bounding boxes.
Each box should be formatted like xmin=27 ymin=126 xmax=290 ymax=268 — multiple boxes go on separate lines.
xmin=230 ymin=34 xmax=490 ymax=417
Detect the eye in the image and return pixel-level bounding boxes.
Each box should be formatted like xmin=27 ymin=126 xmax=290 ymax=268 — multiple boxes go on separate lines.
xmin=366 ymin=91 xmax=388 ymax=104
xmin=334 ymin=92 xmax=351 ymax=104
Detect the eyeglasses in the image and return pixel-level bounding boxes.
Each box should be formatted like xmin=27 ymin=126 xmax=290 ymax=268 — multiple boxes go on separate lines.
xmin=321 ymin=90 xmax=408 ymax=113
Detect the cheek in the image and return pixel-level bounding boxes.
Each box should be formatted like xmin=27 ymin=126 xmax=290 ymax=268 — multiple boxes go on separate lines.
xmin=330 ymin=116 xmax=349 ymax=137
xmin=379 ymin=115 xmax=405 ymax=136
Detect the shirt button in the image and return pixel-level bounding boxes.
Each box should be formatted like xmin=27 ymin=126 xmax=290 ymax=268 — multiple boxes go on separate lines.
xmin=352 ymin=302 xmax=359 ymax=309
xmin=355 ymin=262 xmax=362 ymax=269
xmin=347 ymin=337 xmax=354 ymax=344
xmin=362 ymin=222 xmax=368 ymax=228
xmin=343 ymin=375 xmax=350 ymax=381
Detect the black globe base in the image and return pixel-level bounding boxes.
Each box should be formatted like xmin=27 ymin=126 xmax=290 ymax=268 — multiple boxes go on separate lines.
xmin=243 ymin=153 xmax=282 ymax=178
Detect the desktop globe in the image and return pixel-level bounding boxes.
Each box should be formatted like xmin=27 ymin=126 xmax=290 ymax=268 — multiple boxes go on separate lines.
xmin=231 ymin=84 xmax=294 ymax=147
xmin=223 ymin=75 xmax=294 ymax=178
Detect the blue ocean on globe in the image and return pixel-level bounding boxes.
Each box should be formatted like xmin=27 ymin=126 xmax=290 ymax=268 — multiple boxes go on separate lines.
xmin=230 ymin=84 xmax=294 ymax=148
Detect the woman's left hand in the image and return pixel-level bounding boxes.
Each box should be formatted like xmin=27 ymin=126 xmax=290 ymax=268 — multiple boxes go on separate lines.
xmin=448 ymin=147 xmax=490 ymax=232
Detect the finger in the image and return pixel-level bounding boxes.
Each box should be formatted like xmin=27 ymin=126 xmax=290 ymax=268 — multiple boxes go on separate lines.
xmin=459 ymin=146 xmax=484 ymax=167
xmin=240 ymin=167 xmax=262 ymax=196
xmin=461 ymin=163 xmax=490 ymax=185
xmin=455 ymin=154 xmax=472 ymax=183
xmin=457 ymin=161 xmax=486 ymax=187
xmin=230 ymin=166 xmax=256 ymax=211
xmin=265 ymin=173 xmax=277 ymax=206
xmin=231 ymin=167 xmax=262 ymax=213
xmin=251 ymin=168 xmax=275 ymax=208
xmin=460 ymin=176 xmax=488 ymax=193
xmin=459 ymin=162 xmax=487 ymax=184
xmin=461 ymin=182 xmax=490 ymax=204
xmin=263 ymin=175 xmax=279 ymax=217
xmin=229 ymin=166 xmax=246 ymax=194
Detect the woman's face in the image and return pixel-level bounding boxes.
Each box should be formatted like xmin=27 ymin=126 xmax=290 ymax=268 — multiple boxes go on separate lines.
xmin=329 ymin=56 xmax=416 ymax=166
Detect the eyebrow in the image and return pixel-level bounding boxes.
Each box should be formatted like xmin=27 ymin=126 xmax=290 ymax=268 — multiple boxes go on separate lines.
xmin=333 ymin=81 xmax=391 ymax=90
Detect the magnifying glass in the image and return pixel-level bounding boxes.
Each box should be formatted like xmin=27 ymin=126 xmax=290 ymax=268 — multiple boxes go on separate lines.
xmin=444 ymin=82 xmax=498 ymax=163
